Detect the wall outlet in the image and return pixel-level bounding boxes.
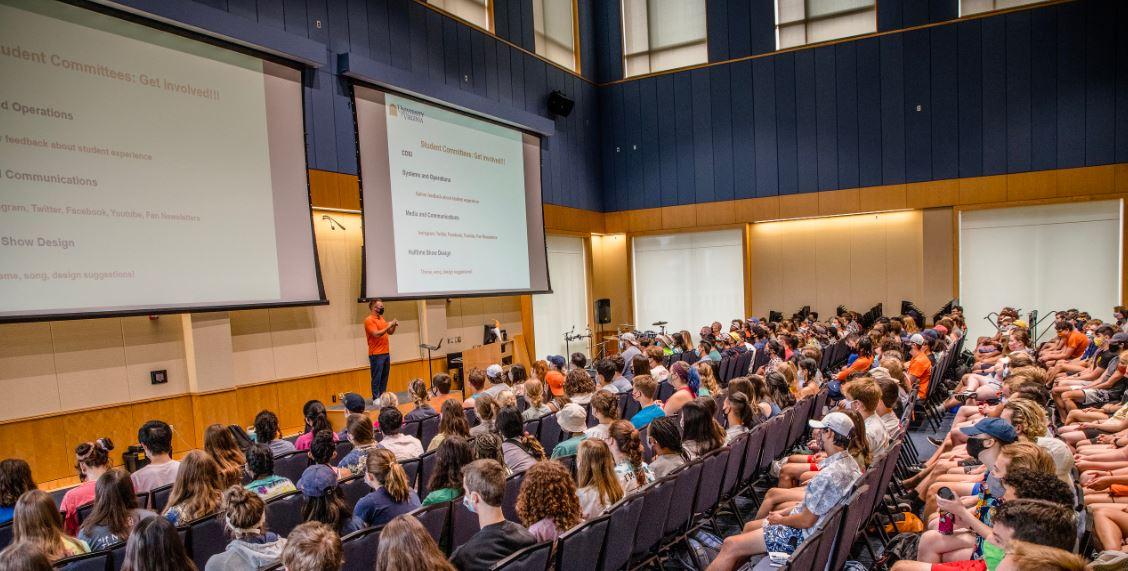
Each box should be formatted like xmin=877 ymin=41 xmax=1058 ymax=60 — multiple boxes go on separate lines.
xmin=150 ymin=369 xmax=168 ymax=385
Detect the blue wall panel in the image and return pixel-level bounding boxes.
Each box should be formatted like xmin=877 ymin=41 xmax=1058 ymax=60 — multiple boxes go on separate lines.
xmin=710 ymin=66 xmax=735 ymax=202
xmin=1117 ymin=1 xmax=1128 ymax=164
xmin=835 ymin=43 xmax=860 ymax=190
xmin=902 ymin=29 xmax=931 ymax=183
xmin=856 ymin=38 xmax=883 ymax=188
xmin=956 ymin=20 xmax=983 ymax=178
xmin=674 ymin=75 xmax=697 ymax=204
xmin=1005 ymin=11 xmax=1032 ymax=173
xmin=639 ymin=78 xmax=661 ymax=204
xmin=930 ymin=25 xmax=958 ymax=181
xmin=707 ymin=0 xmax=729 ymax=63
xmin=657 ymin=75 xmax=680 ymax=207
xmin=774 ymin=53 xmax=799 ymax=196
xmin=795 ymin=50 xmax=819 ymax=194
xmin=624 ymin=81 xmax=644 ymax=210
xmin=814 ymin=46 xmax=838 ymax=191
xmin=749 ymin=0 xmax=775 ymax=56
xmin=691 ymin=69 xmax=715 ymax=203
xmin=752 ymin=59 xmax=779 ymax=197
xmin=1056 ymin=2 xmax=1086 ymax=169
xmin=727 ymin=0 xmax=752 ymax=60
xmin=730 ymin=62 xmax=757 ymax=199
xmin=879 ymin=35 xmax=906 ymax=184
xmin=980 ymin=16 xmax=1007 ymax=176
xmin=1029 ymin=8 xmax=1057 ymax=172
xmin=1084 ymin=0 xmax=1115 ymax=166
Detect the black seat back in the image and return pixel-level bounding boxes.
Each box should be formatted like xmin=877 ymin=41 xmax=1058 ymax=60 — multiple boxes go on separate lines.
xmin=663 ymin=461 xmax=703 ymax=537
xmin=264 ymin=491 xmax=304 ymax=537
xmin=828 ymin=484 xmax=871 ymax=571
xmin=490 ymin=540 xmax=553 ymax=571
xmin=599 ymin=492 xmax=645 ymax=571
xmin=536 ymin=413 xmax=562 ymax=452
xmin=401 ymin=457 xmax=421 ymax=491
xmin=53 ymin=550 xmax=110 ymax=571
xmin=656 ymin=381 xmax=674 ymax=402
xmin=334 ymin=440 xmax=354 ymax=462
xmin=410 ymin=501 xmax=450 ymax=550
xmin=149 ymin=484 xmax=174 ymax=513
xmin=720 ymin=432 xmax=749 ymax=498
xmin=184 ymin=512 xmax=226 ymax=570
xmin=557 ymin=514 xmax=610 ymax=571
xmin=694 ymin=448 xmax=729 ymax=518
xmin=630 ymin=478 xmax=675 ymax=560
xmin=340 ymin=474 xmax=370 ymax=510
xmin=502 ymin=472 xmax=525 ymax=523
xmin=273 ymin=451 xmax=309 ymax=484
xmin=76 ymin=502 xmax=95 ymax=527
xmin=339 ymin=525 xmax=382 ymax=571
xmin=420 ymin=415 xmax=441 ymax=450
xmin=450 ymin=496 xmax=478 ymax=550
xmin=403 ymin=418 xmax=424 ymax=441
xmin=417 ymin=450 xmax=438 ymax=497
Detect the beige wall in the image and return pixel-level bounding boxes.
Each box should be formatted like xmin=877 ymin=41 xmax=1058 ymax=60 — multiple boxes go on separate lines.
xmin=590 ymin=234 xmax=632 ymax=329
xmin=0 ymin=212 xmax=526 ymax=423
xmin=749 ymin=210 xmax=933 ymax=320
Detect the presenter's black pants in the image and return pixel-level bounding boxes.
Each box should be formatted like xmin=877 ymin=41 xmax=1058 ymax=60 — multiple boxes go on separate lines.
xmin=370 ymin=353 xmax=390 ymax=399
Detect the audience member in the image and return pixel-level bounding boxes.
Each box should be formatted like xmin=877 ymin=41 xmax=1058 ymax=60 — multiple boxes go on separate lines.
xmin=521 ymin=379 xmax=553 ymax=420
xmin=243 ymin=443 xmax=295 ymax=500
xmin=629 ymin=375 xmax=665 ymax=428
xmin=60 ymin=438 xmax=112 ymax=534
xmin=337 ymin=413 xmax=378 ymax=475
xmin=0 ymin=459 xmax=35 ymax=525
xmin=375 ymin=515 xmax=455 ymax=571
xmin=681 ymin=400 xmax=725 ymax=459
xmin=0 ymin=542 xmax=52 ymax=571
xmin=252 ymin=410 xmax=295 ymax=456
xmin=544 ymin=355 xmax=567 ymax=397
xmin=724 ymin=392 xmax=756 ymax=442
xmin=205 ymin=485 xmax=286 ymax=571
xmin=575 ymin=439 xmax=624 ymax=520
xmin=585 ymin=390 xmax=619 ymax=441
xmin=296 ymin=464 xmax=364 ymax=536
xmin=646 ymin=416 xmax=688 ymax=478
xmin=428 ymin=399 xmax=471 ymax=453
xmin=204 ymin=424 xmax=246 ymax=488
xmin=77 ymin=469 xmax=156 ymax=550
xmin=497 ymin=406 xmax=545 ymax=473
xmin=607 ymin=420 xmax=654 ymax=493
xmin=294 ymin=401 xmax=337 ymax=451
xmin=281 ymin=522 xmax=342 ymax=571
xmin=132 ymin=420 xmax=182 ymax=493
xmin=120 ymin=516 xmax=197 ymax=571
xmin=563 ymin=368 xmax=597 ymax=406
xmin=11 ymin=489 xmax=89 ymax=561
xmin=405 ymin=378 xmax=438 ymax=422
xmin=377 ymin=407 xmax=423 ymax=460
xmin=449 ymin=460 xmax=536 ymax=571
xmin=516 ymin=460 xmax=582 ymax=541
xmin=353 ymin=449 xmax=420 ymax=528
xmin=162 ymin=450 xmax=222 ymax=526
xmin=423 ymin=435 xmax=473 ymax=505
xmin=469 ymin=394 xmax=499 ymax=437
xmin=551 ymin=403 xmax=589 ymax=459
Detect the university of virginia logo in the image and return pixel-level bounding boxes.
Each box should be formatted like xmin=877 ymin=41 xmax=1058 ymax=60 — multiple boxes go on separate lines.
xmin=388 ymin=103 xmax=399 ymax=117
xmin=388 ymin=102 xmax=425 ymax=123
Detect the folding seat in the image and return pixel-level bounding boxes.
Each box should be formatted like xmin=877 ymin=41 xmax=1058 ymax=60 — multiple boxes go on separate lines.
xmin=420 ymin=414 xmax=441 ymax=450
xmin=264 ymin=490 xmax=304 ymax=537
xmin=465 ymin=407 xmax=480 ymax=428
xmin=628 ymin=477 xmax=675 ymax=568
xmin=827 ymin=485 xmax=872 ymax=571
xmin=76 ymin=502 xmax=95 ymax=527
xmin=692 ymin=448 xmax=730 ymax=529
xmin=400 ymin=456 xmax=421 ymax=491
xmin=272 ymin=451 xmax=309 ymax=484
xmin=622 ymin=395 xmax=642 ymax=420
xmin=713 ymin=392 xmax=727 ymax=425
xmin=340 ymin=473 xmax=370 ymax=510
xmin=522 ymin=418 xmax=541 ymax=443
xmin=449 ymin=495 xmax=478 ymax=550
xmin=409 ymin=501 xmax=450 ymax=550
xmin=556 ymin=514 xmax=609 ymax=571
xmin=661 ymin=461 xmax=703 ymax=543
xmin=416 ymin=450 xmax=438 ymax=497
xmin=52 ymin=550 xmax=110 ymax=571
xmin=502 ymin=472 xmax=525 ymax=523
xmin=490 ymin=540 xmax=554 ymax=571
xmin=334 ymin=440 xmax=354 ymax=461
xmin=556 ymin=454 xmax=577 ymax=478
xmin=149 ymin=483 xmax=174 ymax=513
xmin=183 ymin=512 xmax=226 ymax=570
xmin=598 ymin=492 xmax=645 ymax=571
xmin=340 ymin=525 xmax=383 ymax=571
xmin=656 ymin=381 xmax=674 ymax=402
xmin=535 ymin=412 xmax=563 ymax=452
xmin=402 ymin=418 xmax=424 ymax=441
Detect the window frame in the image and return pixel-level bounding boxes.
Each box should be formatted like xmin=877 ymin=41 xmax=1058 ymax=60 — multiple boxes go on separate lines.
xmin=426 ymin=0 xmax=495 ymax=34
xmin=774 ymin=0 xmax=876 ymax=50
xmin=620 ymin=0 xmax=710 ymax=78
xmin=532 ymin=0 xmax=581 ymax=73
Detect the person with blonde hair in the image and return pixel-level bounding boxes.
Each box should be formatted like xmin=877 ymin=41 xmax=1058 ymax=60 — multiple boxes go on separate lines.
xmin=204 ymin=424 xmax=246 ymax=489
xmin=521 ymin=379 xmax=553 ymax=420
xmin=404 ymin=378 xmax=437 ymax=422
xmin=469 ymin=393 xmax=499 ymax=437
xmin=163 ymin=451 xmax=223 ymax=526
xmin=10 ymin=489 xmax=89 ymax=561
xmin=607 ymin=420 xmax=654 ymax=493
xmin=996 ymin=541 xmax=1087 ymax=571
xmin=515 ymin=461 xmax=583 ymax=541
xmin=353 ymin=449 xmax=420 ymax=528
xmin=281 ymin=522 xmax=343 ymax=571
xmin=696 ymin=361 xmax=720 ymax=397
xmin=575 ymin=439 xmax=624 ymax=520
xmin=375 ymin=515 xmax=455 ymax=571
xmin=0 ymin=542 xmax=52 ymax=571
xmin=205 ymin=485 xmax=286 ymax=570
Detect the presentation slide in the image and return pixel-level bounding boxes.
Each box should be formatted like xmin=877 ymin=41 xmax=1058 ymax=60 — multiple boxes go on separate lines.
xmin=354 ymin=85 xmax=550 ymax=298
xmin=0 ymin=0 xmax=322 ymax=321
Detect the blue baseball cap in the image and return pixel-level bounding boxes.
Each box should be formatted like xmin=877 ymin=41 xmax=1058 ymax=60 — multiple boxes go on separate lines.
xmin=342 ymin=392 xmax=366 ymax=413
xmin=959 ymin=417 xmax=1018 ymax=444
xmin=297 ymin=464 xmax=339 ymax=497
xmin=547 ymin=355 xmax=566 ymax=369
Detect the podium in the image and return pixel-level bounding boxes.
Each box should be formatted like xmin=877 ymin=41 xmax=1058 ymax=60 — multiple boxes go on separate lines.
xmin=461 ymin=342 xmax=503 ymax=397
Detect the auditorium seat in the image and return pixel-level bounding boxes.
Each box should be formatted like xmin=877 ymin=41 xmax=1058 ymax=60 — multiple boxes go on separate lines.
xmin=53 ymin=550 xmax=109 ymax=571
xmin=827 ymin=485 xmax=872 ymax=571
xmin=501 ymin=472 xmax=524 ymax=523
xmin=409 ymin=501 xmax=450 ymax=549
xmin=464 ymin=407 xmax=479 ymax=428
xmin=416 ymin=450 xmax=438 ymax=497
xmin=419 ymin=415 xmax=441 ymax=450
xmin=401 ymin=457 xmax=421 ymax=491
xmin=76 ymin=501 xmax=94 ymax=526
xmin=556 ymin=514 xmax=610 ymax=571
xmin=108 ymin=541 xmax=127 ymax=571
xmin=449 ymin=497 xmax=477 ymax=552
xmin=719 ymin=432 xmax=750 ymax=516
xmin=691 ymin=448 xmax=730 ymax=529
xmin=334 ymin=440 xmax=354 ymax=462
xmin=661 ymin=461 xmax=703 ymax=548
xmin=272 ymin=451 xmax=308 ymax=483
xmin=639 ymin=424 xmax=653 ymax=462
xmin=183 ymin=511 xmax=226 ymax=570
xmin=713 ymin=393 xmax=727 ymax=425
xmin=599 ymin=492 xmax=645 ymax=571
xmin=522 ymin=418 xmax=541 ymax=444
xmin=150 ymin=483 xmax=174 ymax=513
xmin=629 ymin=477 xmax=676 ymax=567
xmin=339 ymin=473 xmax=370 ymax=509
xmin=491 ymin=540 xmax=553 ymax=571
xmin=556 ymin=454 xmax=577 ymax=479
xmin=264 ymin=491 xmax=304 ymax=537
xmin=622 ymin=394 xmax=642 ymax=421
xmin=50 ymin=486 xmax=72 ymax=507
xmin=656 ymin=381 xmax=674 ymax=402
xmin=0 ymin=521 xmax=13 ymax=552
xmin=535 ymin=413 xmax=562 ymax=452
xmin=341 ymin=525 xmax=383 ymax=571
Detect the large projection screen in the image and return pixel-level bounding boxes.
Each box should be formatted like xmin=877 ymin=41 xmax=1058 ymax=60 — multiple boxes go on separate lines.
xmin=353 ymin=85 xmax=550 ymax=299
xmin=0 ymin=0 xmax=323 ymax=322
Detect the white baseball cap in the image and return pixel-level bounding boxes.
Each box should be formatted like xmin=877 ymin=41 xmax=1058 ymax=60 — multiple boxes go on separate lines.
xmin=909 ymin=333 xmax=926 ymax=346
xmin=620 ymin=332 xmax=638 ymax=345
xmin=808 ymin=411 xmax=854 ymax=438
xmin=486 ymin=364 xmax=504 ymax=380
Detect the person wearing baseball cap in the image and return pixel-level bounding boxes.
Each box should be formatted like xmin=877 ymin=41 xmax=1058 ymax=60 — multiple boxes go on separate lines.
xmin=479 ymin=364 xmax=508 ymax=399
xmin=549 ymin=403 xmax=588 ymax=459
xmin=618 ymin=332 xmax=643 ymax=378
xmin=907 ymin=333 xmax=933 ymax=400
xmin=544 ymin=355 xmax=566 ymax=397
xmin=710 ymin=411 xmax=863 ymax=568
xmin=297 ymin=464 xmax=365 ymax=535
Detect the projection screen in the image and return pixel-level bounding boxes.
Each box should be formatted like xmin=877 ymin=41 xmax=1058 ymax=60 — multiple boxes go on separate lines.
xmin=0 ymin=0 xmax=324 ymax=321
xmin=353 ymin=85 xmax=550 ymax=299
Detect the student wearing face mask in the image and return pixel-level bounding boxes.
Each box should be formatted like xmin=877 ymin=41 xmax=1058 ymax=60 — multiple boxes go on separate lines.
xmin=919 ymin=417 xmax=1018 ymax=523
xmin=365 ymin=299 xmax=399 ymax=400
xmin=842 ymin=378 xmax=891 ymax=454
xmin=450 ymin=460 xmax=536 ymax=571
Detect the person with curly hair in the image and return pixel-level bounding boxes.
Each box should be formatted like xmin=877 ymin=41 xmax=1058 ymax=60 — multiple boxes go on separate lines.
xmin=423 ymin=436 xmax=474 ymax=505
xmin=59 ymin=438 xmax=112 ymax=534
xmin=515 ymin=461 xmax=582 ymax=542
xmin=563 ymin=368 xmax=596 ymax=406
xmin=471 ymin=432 xmax=512 ymax=476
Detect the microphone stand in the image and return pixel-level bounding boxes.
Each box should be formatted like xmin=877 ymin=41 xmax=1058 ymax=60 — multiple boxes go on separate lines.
xmin=418 ymin=338 xmax=443 ymax=382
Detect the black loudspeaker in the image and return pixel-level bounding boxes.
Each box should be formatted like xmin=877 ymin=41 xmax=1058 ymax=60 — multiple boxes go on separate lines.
xmin=547 ymin=90 xmax=574 ymax=117
xmin=595 ymin=298 xmax=611 ymax=324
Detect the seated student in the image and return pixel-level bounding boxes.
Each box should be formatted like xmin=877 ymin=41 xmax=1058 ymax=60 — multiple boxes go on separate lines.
xmin=836 ymin=337 xmax=875 ymax=382
xmin=471 ymin=433 xmax=509 ymax=475
xmin=663 ymin=362 xmax=699 ymax=416
xmin=337 ymin=414 xmax=379 ymax=475
xmin=494 ymin=389 xmax=518 ymax=411
xmin=405 ymin=379 xmax=439 ymax=422
xmin=60 ymin=439 xmax=112 ymax=534
xmin=423 ymin=436 xmax=474 ymax=506
xmin=243 ymin=444 xmax=296 ymax=500
xmin=430 ymin=372 xmax=456 ymax=406
xmin=696 ymin=361 xmax=721 ymax=397
xmin=353 ymin=449 xmax=420 ymax=528
xmin=551 ymin=404 xmax=589 ymax=459
xmin=594 ymin=359 xmax=622 ymax=394
xmin=585 ymin=391 xmax=620 ymax=441
xmin=253 ymin=410 xmax=296 ymax=457
xmin=0 ymin=542 xmax=51 ymax=571
xmin=478 ymin=365 xmax=510 ymax=399
xmin=118 ymin=516 xmax=194 ymax=571
xmin=469 ymin=394 xmax=499 ymax=437
xmin=681 ymin=400 xmax=725 ymax=460
xmin=563 ymin=368 xmax=597 ymax=406
xmin=295 ymin=401 xmax=338 ymax=451
xmin=281 ymin=522 xmax=343 ymax=571
xmin=162 ymin=451 xmax=223 ymax=526
xmin=1049 ymin=325 xmax=1117 ymax=380
xmin=724 ymin=392 xmax=757 ymax=443
xmin=1040 ymin=321 xmax=1089 ymax=367
xmin=507 ymin=364 xmax=529 ymax=397
xmin=449 ymin=460 xmax=537 ymax=571
xmin=874 ymin=377 xmax=904 ymax=434
xmin=205 ymin=486 xmax=286 ymax=570
xmin=843 ymin=378 xmax=891 ymax=453
xmin=497 ymin=407 xmax=545 ymax=474
xmin=891 ymin=498 xmax=1081 ymax=571
xmin=996 ymin=541 xmax=1087 ymax=571
xmin=606 ymin=420 xmax=655 ymax=494
xmin=748 ymin=375 xmax=781 ymax=419
xmin=765 ymin=371 xmax=796 ymax=412
xmin=77 ymin=469 xmax=156 ymax=551
xmin=1054 ymin=349 xmax=1127 ymax=415
xmin=904 ymin=334 xmax=933 ymax=399
xmin=376 ymin=515 xmax=455 ymax=571
xmin=609 ymin=355 xmax=633 ymax=393
xmin=463 ymin=368 xmax=489 ymax=409
xmin=131 ymin=420 xmax=182 ymax=493
xmin=306 ymin=430 xmax=338 ymax=473
xmin=377 ymin=408 xmax=423 ymax=461
xmin=646 ymin=346 xmax=670 ymax=382
xmin=521 ymin=380 xmax=553 ymax=421
xmin=630 ymin=354 xmax=652 ymax=384
xmin=0 ymin=459 xmax=35 ymax=526
xmin=708 ymin=412 xmax=862 ymax=571
xmin=428 ymin=399 xmax=471 ymax=454
xmin=515 ymin=461 xmax=582 ymax=541
xmin=629 ymin=375 xmax=666 ymax=429
xmin=204 ymin=424 xmax=246 ymax=489
xmin=11 ymin=489 xmax=90 ymax=561
xmin=575 ymin=440 xmax=624 ymax=520
xmin=646 ymin=417 xmax=688 ymax=479
xmin=296 ymin=464 xmax=365 ymax=536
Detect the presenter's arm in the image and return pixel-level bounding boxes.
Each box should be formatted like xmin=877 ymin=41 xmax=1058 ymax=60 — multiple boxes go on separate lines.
xmin=366 ymin=319 xmax=399 ymax=338
xmin=388 ymin=320 xmax=399 ymax=335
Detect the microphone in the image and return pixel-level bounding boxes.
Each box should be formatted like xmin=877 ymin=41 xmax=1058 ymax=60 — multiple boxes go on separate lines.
xmin=652 ymin=321 xmax=668 ymax=326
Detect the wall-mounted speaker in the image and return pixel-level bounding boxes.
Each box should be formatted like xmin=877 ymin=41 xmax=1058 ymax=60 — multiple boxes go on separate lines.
xmin=547 ymin=90 xmax=574 ymax=117
xmin=595 ymin=298 xmax=611 ymax=324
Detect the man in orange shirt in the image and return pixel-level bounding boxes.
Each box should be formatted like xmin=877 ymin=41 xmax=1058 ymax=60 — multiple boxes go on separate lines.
xmin=1040 ymin=321 xmax=1088 ymax=367
xmin=907 ymin=334 xmax=933 ymax=399
xmin=365 ymin=299 xmax=398 ymax=399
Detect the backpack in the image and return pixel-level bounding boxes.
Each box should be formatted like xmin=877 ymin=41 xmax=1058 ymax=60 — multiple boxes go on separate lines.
xmin=882 ymin=533 xmax=920 ymax=564
xmin=670 ymin=529 xmax=723 ymax=569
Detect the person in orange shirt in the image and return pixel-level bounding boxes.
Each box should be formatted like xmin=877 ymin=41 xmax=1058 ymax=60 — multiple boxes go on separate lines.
xmin=906 ymin=334 xmax=933 ymax=399
xmin=365 ymin=299 xmax=398 ymax=399
xmin=1040 ymin=321 xmax=1088 ymax=367
xmin=544 ymin=355 xmax=567 ymax=398
xmin=835 ymin=337 xmax=875 ymax=381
